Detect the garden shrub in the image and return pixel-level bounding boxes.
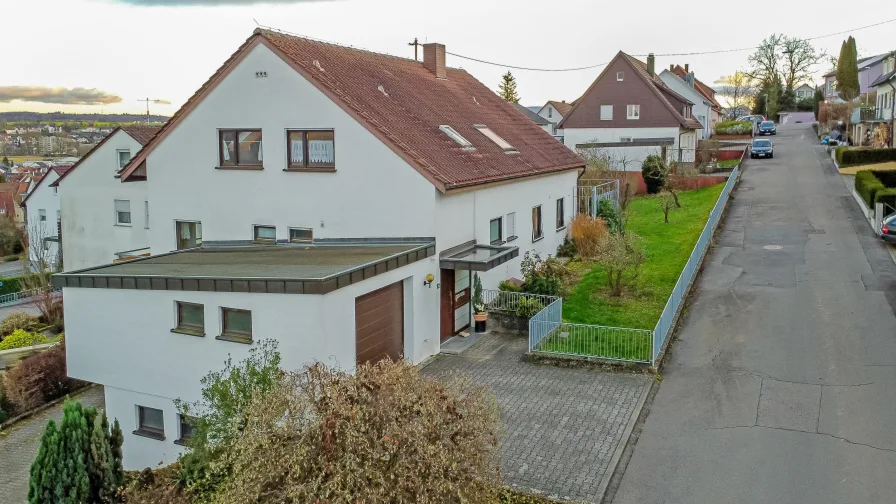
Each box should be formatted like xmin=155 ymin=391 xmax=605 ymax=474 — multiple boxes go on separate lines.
xmin=520 ymin=251 xmax=568 ymax=297
xmin=202 ymin=354 xmax=501 ymax=503
xmin=570 ymin=213 xmax=609 ymax=259
xmin=0 ymin=275 xmax=32 ymax=296
xmin=840 ymin=148 xmax=896 ymax=167
xmin=855 ymin=171 xmax=886 ymax=207
xmin=594 ymin=232 xmax=647 ymax=297
xmin=4 ymin=254 xmax=19 ymax=262
xmin=597 ymin=198 xmax=623 ymax=234
xmin=874 ymin=188 xmax=896 ymax=211
xmin=555 ymin=236 xmax=577 ymax=258
xmin=498 ymin=279 xmax=522 ymax=292
xmin=641 ymin=155 xmax=667 ymax=194
xmin=2 ymin=341 xmax=83 ymax=413
xmin=714 ymin=120 xmax=752 ymax=135
xmin=871 ymin=170 xmax=896 ymax=188
xmin=0 ymin=329 xmax=48 ymax=350
xmin=835 ymin=146 xmax=849 ymax=165
xmin=515 ymin=297 xmax=545 ymax=318
xmin=0 ymin=312 xmax=43 ymax=338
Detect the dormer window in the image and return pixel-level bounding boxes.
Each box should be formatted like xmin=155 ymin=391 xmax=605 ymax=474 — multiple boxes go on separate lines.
xmin=473 ymin=125 xmax=517 ymax=153
xmin=439 ymin=125 xmax=474 ymax=150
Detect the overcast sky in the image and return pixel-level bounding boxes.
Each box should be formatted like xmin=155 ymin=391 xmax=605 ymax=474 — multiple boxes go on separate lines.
xmin=4 ymin=0 xmax=895 ymax=115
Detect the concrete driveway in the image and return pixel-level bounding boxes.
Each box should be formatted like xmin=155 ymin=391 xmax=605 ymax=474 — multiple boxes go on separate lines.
xmin=610 ymin=124 xmax=896 ymax=503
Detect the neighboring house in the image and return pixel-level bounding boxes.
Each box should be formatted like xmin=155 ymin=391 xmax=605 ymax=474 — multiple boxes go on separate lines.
xmin=659 ymin=68 xmax=713 ymax=140
xmin=868 ymin=53 xmax=896 ymax=147
xmin=513 ymin=103 xmax=555 ymax=135
xmin=668 ymin=64 xmax=723 ymax=135
xmin=794 ymin=84 xmax=815 ymax=101
xmin=0 ymin=178 xmax=29 ymax=226
xmin=55 ymin=29 xmax=584 ymax=469
xmin=536 ymin=100 xmax=574 ymax=133
xmin=55 ymin=125 xmax=159 ymax=271
xmin=823 ymin=52 xmax=893 ymax=102
xmin=21 ymin=166 xmax=71 ymax=270
xmin=559 ymin=52 xmax=702 ymax=166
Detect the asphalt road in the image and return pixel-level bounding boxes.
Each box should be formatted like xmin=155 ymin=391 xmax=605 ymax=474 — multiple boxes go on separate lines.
xmin=0 ymin=260 xmax=26 ymax=278
xmin=611 ymin=124 xmax=896 ymax=503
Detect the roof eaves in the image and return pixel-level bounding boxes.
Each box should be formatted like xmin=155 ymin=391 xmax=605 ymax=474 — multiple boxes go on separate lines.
xmin=444 ymin=161 xmax=584 ymax=192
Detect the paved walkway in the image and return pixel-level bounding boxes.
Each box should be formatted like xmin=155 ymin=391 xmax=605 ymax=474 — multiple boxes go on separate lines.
xmin=423 ymin=333 xmax=650 ymax=503
xmin=0 ymin=386 xmax=105 ymax=503
xmin=611 ymin=124 xmax=896 ymax=503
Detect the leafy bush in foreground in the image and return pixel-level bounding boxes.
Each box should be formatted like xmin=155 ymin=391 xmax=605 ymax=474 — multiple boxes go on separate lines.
xmin=0 ymin=329 xmax=48 ymax=350
xmin=0 ymin=312 xmax=43 ymax=338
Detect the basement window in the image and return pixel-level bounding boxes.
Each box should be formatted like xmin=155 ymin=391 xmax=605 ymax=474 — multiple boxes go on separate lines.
xmin=473 ymin=125 xmax=517 ymax=153
xmin=135 ymin=406 xmax=165 ymax=440
xmin=289 ymin=227 xmax=313 ymax=243
xmin=254 ymin=225 xmax=276 ymax=243
xmin=439 ymin=125 xmax=475 ymax=150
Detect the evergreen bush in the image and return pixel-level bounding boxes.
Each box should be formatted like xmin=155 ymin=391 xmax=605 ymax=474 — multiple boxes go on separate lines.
xmin=641 ymin=155 xmax=667 ymax=194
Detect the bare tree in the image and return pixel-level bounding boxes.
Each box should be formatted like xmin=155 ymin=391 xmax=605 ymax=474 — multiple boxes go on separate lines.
xmin=21 ymin=222 xmax=63 ymax=329
xmin=781 ymin=37 xmax=826 ymax=91
xmin=715 ymin=71 xmax=758 ymax=117
xmin=746 ymin=34 xmax=785 ymax=85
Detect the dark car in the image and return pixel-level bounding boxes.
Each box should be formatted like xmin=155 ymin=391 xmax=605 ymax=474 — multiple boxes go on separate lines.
xmin=758 ymin=120 xmax=777 ymax=135
xmin=880 ymin=214 xmax=896 ymax=243
xmin=750 ymin=138 xmax=774 ymax=159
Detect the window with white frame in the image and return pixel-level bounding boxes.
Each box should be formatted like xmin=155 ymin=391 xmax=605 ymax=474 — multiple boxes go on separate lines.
xmin=439 ymin=125 xmax=475 ymax=150
xmin=532 ymin=205 xmax=543 ymax=241
xmin=506 ymin=212 xmax=516 ymax=240
xmin=117 ymin=150 xmax=131 ymax=171
xmin=548 ymin=108 xmax=552 ymax=118
xmin=600 ymin=105 xmax=613 ymax=121
xmin=38 ymin=209 xmax=46 ymax=222
xmin=289 ymin=227 xmax=313 ymax=243
xmin=474 ymin=125 xmax=517 ymax=153
xmin=114 ymin=200 xmax=131 ymax=225
xmin=627 ymin=104 xmax=640 ymax=120
xmin=556 ymin=198 xmax=565 ymax=230
xmin=617 ymin=71 xmax=624 ymax=81
xmin=254 ymin=225 xmax=276 ymax=243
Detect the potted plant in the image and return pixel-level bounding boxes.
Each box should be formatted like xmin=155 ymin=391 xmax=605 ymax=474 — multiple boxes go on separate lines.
xmin=472 ymin=273 xmax=487 ymax=333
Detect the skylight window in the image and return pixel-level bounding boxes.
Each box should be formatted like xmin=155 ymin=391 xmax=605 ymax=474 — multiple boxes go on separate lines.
xmin=439 ymin=125 xmax=475 ymax=150
xmin=473 ymin=125 xmax=517 ymax=153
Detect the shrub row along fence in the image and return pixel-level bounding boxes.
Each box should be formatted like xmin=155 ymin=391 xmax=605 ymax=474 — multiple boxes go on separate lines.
xmin=836 ymin=147 xmax=896 ymax=167
xmin=523 ymin=165 xmax=740 ymax=366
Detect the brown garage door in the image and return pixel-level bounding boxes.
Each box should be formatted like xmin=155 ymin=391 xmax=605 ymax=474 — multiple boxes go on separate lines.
xmin=355 ymin=281 xmax=404 ymax=365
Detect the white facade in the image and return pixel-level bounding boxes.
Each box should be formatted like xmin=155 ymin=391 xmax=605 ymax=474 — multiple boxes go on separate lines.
xmin=62 ymin=42 xmax=580 ymax=469
xmin=659 ymin=70 xmax=713 ymax=140
xmin=561 ymin=126 xmax=693 ymax=168
xmin=59 ymin=130 xmax=150 ymax=270
xmin=536 ymin=102 xmax=567 ymax=133
xmin=24 ymin=170 xmax=61 ymax=269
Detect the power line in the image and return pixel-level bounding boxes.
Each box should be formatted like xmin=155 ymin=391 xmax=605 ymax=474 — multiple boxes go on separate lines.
xmin=447 ymin=17 xmax=896 ymax=72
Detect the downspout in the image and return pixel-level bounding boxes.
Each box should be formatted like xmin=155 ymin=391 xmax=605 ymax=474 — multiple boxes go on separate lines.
xmin=888 ymin=81 xmax=896 ymax=147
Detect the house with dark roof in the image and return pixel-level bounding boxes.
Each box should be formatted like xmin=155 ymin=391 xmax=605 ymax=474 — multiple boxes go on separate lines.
xmin=50 ymin=125 xmax=160 ymax=270
xmin=57 ymin=28 xmax=584 ymax=469
xmin=559 ymin=52 xmax=702 ymax=166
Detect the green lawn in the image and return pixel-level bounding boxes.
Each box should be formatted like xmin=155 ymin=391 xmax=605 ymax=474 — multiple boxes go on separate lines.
xmin=563 ymin=183 xmax=726 ymax=331
xmin=717 ymin=159 xmax=740 ymax=169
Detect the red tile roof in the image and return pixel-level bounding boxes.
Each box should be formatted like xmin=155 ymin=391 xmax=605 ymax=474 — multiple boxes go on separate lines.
xmin=121 ymin=30 xmax=583 ymax=190
xmin=671 ymin=65 xmax=722 ymax=110
xmin=546 ymin=100 xmax=575 ymax=116
xmin=0 ymin=192 xmax=15 ymax=218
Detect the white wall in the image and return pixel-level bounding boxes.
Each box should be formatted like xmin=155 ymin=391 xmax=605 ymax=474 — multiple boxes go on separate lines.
xmin=143 ymin=43 xmax=437 ymax=252
xmin=536 ymin=103 xmax=563 ymax=133
xmin=103 ymin=386 xmax=187 ymax=469
xmin=658 ymin=71 xmax=713 ymax=140
xmin=435 ymin=170 xmax=578 ymax=290
xmin=63 ymin=257 xmax=439 ymax=468
xmin=25 ymin=170 xmax=61 ymax=268
xmin=59 ymin=130 xmax=150 ymax=271
xmin=562 ymin=127 xmax=681 ymax=169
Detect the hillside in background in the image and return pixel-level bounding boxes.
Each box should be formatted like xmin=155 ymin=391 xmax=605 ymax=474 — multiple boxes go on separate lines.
xmin=0 ymin=111 xmax=168 ymax=124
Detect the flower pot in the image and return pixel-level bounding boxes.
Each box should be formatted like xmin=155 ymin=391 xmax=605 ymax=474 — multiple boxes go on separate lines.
xmin=473 ymin=312 xmax=488 ymax=333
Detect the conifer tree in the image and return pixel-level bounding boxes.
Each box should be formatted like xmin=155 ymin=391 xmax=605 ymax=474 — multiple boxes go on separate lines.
xmin=88 ymin=413 xmax=116 ymax=503
xmin=28 ymin=420 xmax=61 ymax=504
xmin=58 ymin=400 xmax=90 ymax=503
xmin=498 ymin=71 xmax=521 ymax=103
xmin=110 ymin=418 xmax=124 ymax=489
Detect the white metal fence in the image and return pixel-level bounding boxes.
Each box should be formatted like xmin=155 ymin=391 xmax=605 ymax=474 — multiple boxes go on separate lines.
xmin=574 ymin=179 xmax=619 ymax=219
xmin=0 ymin=287 xmax=60 ymax=307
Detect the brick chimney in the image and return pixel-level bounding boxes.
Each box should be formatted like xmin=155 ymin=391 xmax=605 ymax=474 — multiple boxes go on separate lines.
xmin=684 ymin=63 xmax=689 ymax=73
xmin=670 ymin=64 xmax=674 ymax=72
xmin=423 ymin=43 xmax=447 ymax=79
xmin=647 ymin=53 xmax=655 ymax=77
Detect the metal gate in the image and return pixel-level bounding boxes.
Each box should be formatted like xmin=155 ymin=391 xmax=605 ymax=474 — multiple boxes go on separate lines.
xmin=574 ymin=179 xmax=619 ymax=218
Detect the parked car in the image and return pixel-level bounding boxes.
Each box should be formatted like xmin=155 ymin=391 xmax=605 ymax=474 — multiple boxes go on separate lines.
xmin=880 ymin=213 xmax=896 ymax=244
xmin=737 ymin=115 xmax=766 ymax=124
xmin=750 ymin=138 xmax=774 ymax=159
xmin=758 ymin=121 xmax=777 ymax=135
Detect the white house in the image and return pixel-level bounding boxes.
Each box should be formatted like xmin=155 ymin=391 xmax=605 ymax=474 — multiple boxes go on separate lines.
xmin=658 ymin=69 xmax=713 ymax=140
xmin=21 ymin=166 xmax=70 ymax=269
xmin=56 ymin=29 xmax=584 ymax=469
xmin=794 ymin=84 xmax=815 ymax=101
xmin=55 ymin=125 xmax=159 ymax=270
xmin=559 ymin=52 xmax=701 ymax=167
xmin=536 ymin=100 xmax=574 ymax=134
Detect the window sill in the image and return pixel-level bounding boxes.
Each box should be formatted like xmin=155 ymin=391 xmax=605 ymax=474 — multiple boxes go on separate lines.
xmin=215 ymin=165 xmax=264 ymax=171
xmin=283 ymin=167 xmax=336 ymax=173
xmin=490 ymin=240 xmax=505 ymax=246
xmin=171 ymin=327 xmax=205 ymax=337
xmin=556 ymin=226 xmax=567 ymax=232
xmin=506 ymin=235 xmax=518 ymax=243
xmin=216 ymin=333 xmax=252 ymax=345
xmin=173 ymin=438 xmax=190 ymax=447
xmin=114 ymin=224 xmax=132 ymax=227
xmin=133 ymin=429 xmax=165 ymax=441
xmin=532 ymin=236 xmax=544 ymax=243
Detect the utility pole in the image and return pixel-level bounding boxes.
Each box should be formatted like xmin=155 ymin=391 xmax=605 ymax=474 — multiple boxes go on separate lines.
xmin=408 ymin=38 xmax=421 ymax=61
xmin=137 ymin=98 xmax=169 ymax=125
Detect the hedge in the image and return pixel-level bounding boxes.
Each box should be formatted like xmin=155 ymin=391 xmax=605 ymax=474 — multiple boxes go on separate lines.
xmin=715 ymin=120 xmax=752 ymax=135
xmin=874 ymin=188 xmax=896 ymax=211
xmin=840 ymin=148 xmax=896 ymax=167
xmin=855 ymin=171 xmax=886 ymax=207
xmin=835 ymin=146 xmax=849 ymax=165
xmin=0 ymin=275 xmax=29 ymax=296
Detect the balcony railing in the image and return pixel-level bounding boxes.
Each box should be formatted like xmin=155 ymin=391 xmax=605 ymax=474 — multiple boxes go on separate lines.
xmin=858 ymin=107 xmax=885 ymax=122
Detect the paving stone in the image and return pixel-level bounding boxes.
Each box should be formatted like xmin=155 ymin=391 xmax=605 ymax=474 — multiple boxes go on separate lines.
xmin=422 ymin=333 xmax=649 ymax=503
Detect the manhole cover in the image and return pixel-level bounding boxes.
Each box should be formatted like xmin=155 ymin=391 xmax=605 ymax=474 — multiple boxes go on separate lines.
xmin=763 ymin=245 xmax=783 ymax=250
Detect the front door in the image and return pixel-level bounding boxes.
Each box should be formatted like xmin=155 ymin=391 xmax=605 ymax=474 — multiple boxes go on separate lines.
xmin=440 ymin=268 xmax=471 ymax=342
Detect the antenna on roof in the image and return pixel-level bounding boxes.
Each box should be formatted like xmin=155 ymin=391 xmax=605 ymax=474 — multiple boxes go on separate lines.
xmin=408 ymin=38 xmax=421 ymax=61
xmin=252 ymin=18 xmax=259 ymax=26
xmin=137 ymin=98 xmax=171 ymax=125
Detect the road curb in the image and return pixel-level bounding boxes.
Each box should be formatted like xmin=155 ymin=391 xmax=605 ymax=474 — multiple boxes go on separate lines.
xmin=595 ymin=378 xmax=653 ymax=503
